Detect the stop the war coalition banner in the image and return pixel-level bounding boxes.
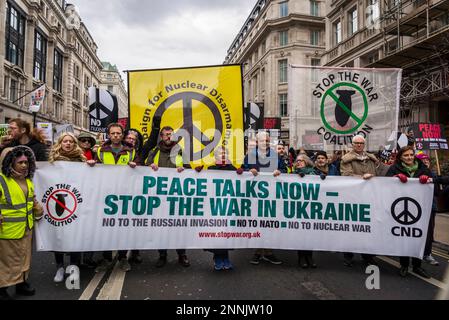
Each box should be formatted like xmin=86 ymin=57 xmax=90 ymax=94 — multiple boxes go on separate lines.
xmin=34 ymin=163 xmax=433 ymax=258
xmin=289 ymin=66 xmax=402 ymax=152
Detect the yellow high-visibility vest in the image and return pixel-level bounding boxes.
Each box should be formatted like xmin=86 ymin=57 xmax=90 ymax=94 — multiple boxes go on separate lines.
xmin=0 ymin=174 xmax=35 ymax=240
xmin=150 ymin=150 xmax=183 ymax=168
xmin=97 ymin=147 xmax=136 ymax=166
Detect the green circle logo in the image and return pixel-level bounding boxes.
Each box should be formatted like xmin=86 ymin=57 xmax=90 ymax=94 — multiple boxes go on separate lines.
xmin=320 ymin=82 xmax=369 ymax=135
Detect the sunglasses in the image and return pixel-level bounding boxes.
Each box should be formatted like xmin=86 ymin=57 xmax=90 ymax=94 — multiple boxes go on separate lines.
xmin=79 ymin=139 xmax=91 ymax=143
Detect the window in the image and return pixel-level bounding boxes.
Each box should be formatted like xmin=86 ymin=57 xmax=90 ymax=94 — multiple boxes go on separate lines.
xmin=54 ymin=99 xmax=63 ymax=119
xmin=311 ymin=58 xmax=321 ymax=66
xmin=34 ymin=31 xmax=47 ymax=81
xmin=280 ymin=30 xmax=288 ymax=46
xmin=9 ymin=79 xmax=18 ymax=103
xmin=310 ymin=1 xmax=319 ymax=16
xmin=367 ymin=0 xmax=380 ymax=27
xmin=349 ymin=7 xmax=358 ymax=35
xmin=261 ymin=68 xmax=265 ymax=91
xmin=73 ymin=63 xmax=80 ymax=80
xmin=53 ymin=49 xmax=63 ymax=92
xmin=280 ymin=94 xmax=288 ymax=117
xmin=311 ymin=59 xmax=321 ymax=82
xmin=280 ymin=1 xmax=288 ymax=18
xmin=261 ymin=40 xmax=266 ymax=55
xmin=311 ymin=30 xmax=320 ymax=45
xmin=107 ymin=85 xmax=113 ymax=92
xmin=5 ymin=2 xmax=26 ymax=67
xmin=253 ymin=75 xmax=258 ymax=98
xmin=279 ymin=59 xmax=288 ymax=83
xmin=72 ymin=85 xmax=80 ymax=101
xmin=334 ymin=20 xmax=342 ymax=44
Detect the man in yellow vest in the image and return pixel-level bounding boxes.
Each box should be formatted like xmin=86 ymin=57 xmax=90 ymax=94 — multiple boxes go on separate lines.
xmin=87 ymin=123 xmax=137 ymax=273
xmin=0 ymin=146 xmax=43 ymax=300
xmin=146 ymin=126 xmax=190 ymax=268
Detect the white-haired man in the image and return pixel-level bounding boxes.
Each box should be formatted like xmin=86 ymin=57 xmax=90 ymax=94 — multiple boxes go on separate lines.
xmin=340 ymin=135 xmax=379 ymax=267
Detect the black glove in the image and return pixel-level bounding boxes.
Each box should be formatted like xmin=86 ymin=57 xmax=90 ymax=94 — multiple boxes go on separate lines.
xmin=299 ymin=172 xmax=305 ymax=178
xmin=320 ymin=174 xmax=326 ymax=181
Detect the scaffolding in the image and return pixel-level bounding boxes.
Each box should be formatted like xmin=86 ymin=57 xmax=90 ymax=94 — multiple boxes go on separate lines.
xmin=368 ymin=0 xmax=449 ymax=127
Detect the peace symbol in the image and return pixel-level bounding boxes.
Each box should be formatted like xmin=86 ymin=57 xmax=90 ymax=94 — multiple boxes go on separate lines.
xmin=391 ymin=197 xmax=422 ymax=226
xmin=154 ymin=92 xmax=223 ymax=162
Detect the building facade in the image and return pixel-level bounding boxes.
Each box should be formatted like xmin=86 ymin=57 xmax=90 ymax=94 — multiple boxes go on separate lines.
xmin=0 ymin=0 xmax=102 ymax=135
xmin=224 ymin=0 xmax=326 ymax=144
xmin=100 ymin=62 xmax=128 ymax=119
xmin=323 ymin=0 xmax=449 ymax=131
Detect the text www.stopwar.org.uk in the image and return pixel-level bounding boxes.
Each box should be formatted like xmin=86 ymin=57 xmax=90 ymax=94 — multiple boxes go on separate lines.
xmin=198 ymin=231 xmax=261 ymax=239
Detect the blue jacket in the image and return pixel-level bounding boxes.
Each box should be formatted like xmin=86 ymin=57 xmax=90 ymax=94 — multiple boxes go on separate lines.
xmin=244 ymin=148 xmax=287 ymax=173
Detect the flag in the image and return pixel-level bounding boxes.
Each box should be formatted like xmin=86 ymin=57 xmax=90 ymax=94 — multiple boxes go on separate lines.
xmin=88 ymin=87 xmax=118 ymax=133
xmin=128 ymin=65 xmax=244 ymax=168
xmin=289 ymin=65 xmax=402 ymax=152
xmin=29 ymin=84 xmax=46 ymax=113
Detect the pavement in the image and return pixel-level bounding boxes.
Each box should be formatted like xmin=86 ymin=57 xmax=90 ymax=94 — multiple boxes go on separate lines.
xmin=435 ymin=213 xmax=449 ymax=251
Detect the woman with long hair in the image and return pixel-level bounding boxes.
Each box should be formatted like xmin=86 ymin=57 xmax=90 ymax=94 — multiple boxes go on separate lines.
xmin=49 ymin=133 xmax=86 ymax=283
xmin=386 ymin=146 xmax=432 ymax=278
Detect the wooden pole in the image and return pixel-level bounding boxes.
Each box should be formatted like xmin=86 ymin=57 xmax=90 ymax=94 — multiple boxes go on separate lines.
xmin=434 ymin=149 xmax=441 ymax=176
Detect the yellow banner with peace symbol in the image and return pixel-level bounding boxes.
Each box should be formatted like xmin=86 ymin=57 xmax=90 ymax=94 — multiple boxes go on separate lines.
xmin=128 ymin=65 xmax=244 ymax=168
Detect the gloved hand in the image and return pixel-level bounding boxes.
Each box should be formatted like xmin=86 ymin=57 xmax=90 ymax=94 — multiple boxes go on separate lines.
xmin=299 ymin=172 xmax=305 ymax=178
xmin=395 ymin=174 xmax=408 ymax=184
xmin=195 ymin=166 xmax=204 ymax=173
xmin=320 ymin=174 xmax=326 ymax=181
xmin=419 ymin=175 xmax=430 ymax=184
xmin=236 ymin=168 xmax=244 ymax=175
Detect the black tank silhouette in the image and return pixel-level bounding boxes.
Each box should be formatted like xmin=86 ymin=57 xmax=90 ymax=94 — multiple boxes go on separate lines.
xmin=335 ymin=90 xmax=356 ymax=127
xmin=55 ymin=194 xmax=68 ymax=217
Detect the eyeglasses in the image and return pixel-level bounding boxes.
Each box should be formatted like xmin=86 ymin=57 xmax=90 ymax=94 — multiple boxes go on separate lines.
xmin=296 ymin=160 xmax=306 ymax=163
xmin=353 ymin=142 xmax=365 ymax=145
xmin=79 ymin=139 xmax=90 ymax=143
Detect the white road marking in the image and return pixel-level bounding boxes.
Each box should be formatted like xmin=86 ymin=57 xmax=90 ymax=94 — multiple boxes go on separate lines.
xmin=378 ymin=256 xmax=448 ymax=290
xmin=96 ymin=262 xmax=127 ymax=300
xmin=78 ymin=271 xmax=107 ymax=300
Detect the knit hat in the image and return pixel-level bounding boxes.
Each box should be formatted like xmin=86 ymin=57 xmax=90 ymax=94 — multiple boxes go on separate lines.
xmin=416 ymin=152 xmax=429 ymax=160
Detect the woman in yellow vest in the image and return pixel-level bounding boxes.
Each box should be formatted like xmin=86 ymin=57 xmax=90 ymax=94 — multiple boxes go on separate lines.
xmin=0 ymin=146 xmax=43 ymax=300
xmin=48 ymin=133 xmax=87 ymax=284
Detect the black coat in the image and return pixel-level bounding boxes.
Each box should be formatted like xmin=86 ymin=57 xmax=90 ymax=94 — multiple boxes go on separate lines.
xmin=4 ymin=138 xmax=48 ymax=161
xmin=208 ymin=164 xmax=237 ymax=171
xmin=386 ymin=159 xmax=431 ymax=178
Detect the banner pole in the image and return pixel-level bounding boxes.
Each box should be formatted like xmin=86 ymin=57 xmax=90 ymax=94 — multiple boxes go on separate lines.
xmin=434 ymin=149 xmax=441 ymax=176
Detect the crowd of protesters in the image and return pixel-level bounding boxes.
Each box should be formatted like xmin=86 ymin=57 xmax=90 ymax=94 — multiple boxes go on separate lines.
xmin=0 ymin=117 xmax=448 ymax=300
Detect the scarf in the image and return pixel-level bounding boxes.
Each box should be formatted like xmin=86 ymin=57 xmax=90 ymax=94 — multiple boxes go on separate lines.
xmin=355 ymin=152 xmax=369 ymax=161
xmin=53 ymin=148 xmax=85 ymax=162
xmin=402 ymin=161 xmax=419 ymax=178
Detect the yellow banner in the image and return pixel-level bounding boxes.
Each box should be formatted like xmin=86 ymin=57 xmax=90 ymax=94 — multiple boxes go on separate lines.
xmin=129 ymin=65 xmax=244 ymax=168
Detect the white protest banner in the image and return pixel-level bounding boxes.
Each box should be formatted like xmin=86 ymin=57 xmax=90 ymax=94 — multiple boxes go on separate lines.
xmin=34 ymin=162 xmax=433 ymax=258
xmin=289 ymin=66 xmax=402 ymax=152
xmin=37 ymin=123 xmax=53 ymax=143
xmin=29 ymin=84 xmax=46 ymax=113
